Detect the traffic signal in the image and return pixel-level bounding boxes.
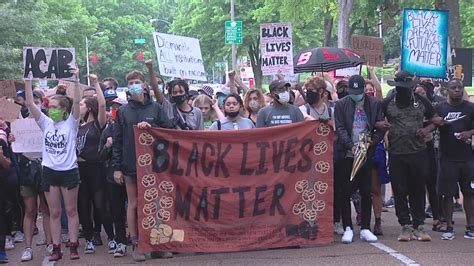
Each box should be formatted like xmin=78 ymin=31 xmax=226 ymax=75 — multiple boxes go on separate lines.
xmin=90 ymin=54 xmax=98 ymax=63
xmin=137 ymin=51 xmax=143 ymax=61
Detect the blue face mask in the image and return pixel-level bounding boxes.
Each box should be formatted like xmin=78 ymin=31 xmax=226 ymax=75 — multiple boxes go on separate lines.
xmin=350 ymin=94 xmax=364 ymax=102
xmin=128 ymin=84 xmax=143 ymax=96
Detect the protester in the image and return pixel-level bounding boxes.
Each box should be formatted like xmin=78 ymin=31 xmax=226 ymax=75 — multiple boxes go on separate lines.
xmin=434 ymin=79 xmax=474 ymax=240
xmin=0 ymin=125 xmax=12 ymax=264
xmin=102 ymin=77 xmax=119 ymax=91
xmin=382 ymin=70 xmax=443 ymax=242
xmin=25 ymin=69 xmax=82 ymax=261
xmin=299 ymin=76 xmax=331 ymax=121
xmin=83 ymin=87 xmax=96 ymax=98
xmin=243 ymin=89 xmax=266 ymax=125
xmin=256 ymin=80 xmax=304 ymax=128
xmin=336 ymin=80 xmax=349 ymax=99
xmin=334 ymin=75 xmax=383 ymax=244
xmin=112 ymin=70 xmax=174 ymax=262
xmin=193 ymin=95 xmax=222 ymax=129
xmin=210 ymin=94 xmax=255 ymax=130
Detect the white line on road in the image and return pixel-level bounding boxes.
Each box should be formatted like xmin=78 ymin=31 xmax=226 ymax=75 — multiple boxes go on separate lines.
xmin=370 ymin=242 xmax=420 ymax=266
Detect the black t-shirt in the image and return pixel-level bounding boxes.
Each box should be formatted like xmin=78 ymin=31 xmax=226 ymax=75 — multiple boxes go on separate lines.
xmin=435 ymin=100 xmax=474 ymax=161
xmin=77 ymin=121 xmax=103 ymax=162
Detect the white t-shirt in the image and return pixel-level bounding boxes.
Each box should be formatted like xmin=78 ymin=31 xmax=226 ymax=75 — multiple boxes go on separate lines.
xmin=37 ymin=112 xmax=79 ymax=171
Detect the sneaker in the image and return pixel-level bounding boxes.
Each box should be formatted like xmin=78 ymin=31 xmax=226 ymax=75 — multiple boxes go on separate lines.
xmin=21 ymin=248 xmax=33 ymax=262
xmin=108 ymin=240 xmax=118 ymax=254
xmin=132 ymin=245 xmax=146 ymax=262
xmin=398 ymin=225 xmax=413 ymax=242
xmin=49 ymin=244 xmax=62 ymax=261
xmin=334 ymin=222 xmax=344 ymax=235
xmin=114 ymin=243 xmax=127 ymax=258
xmin=92 ymin=232 xmax=103 ymax=246
xmin=413 ymin=225 xmax=431 ymax=241
xmin=341 ymin=227 xmax=354 ymax=244
xmin=373 ymin=218 xmax=383 ymax=236
xmin=69 ymin=242 xmax=80 ymax=260
xmin=441 ymin=227 xmax=455 ymax=240
xmin=454 ymin=202 xmax=463 ymax=212
xmin=464 ymin=228 xmax=474 ymax=239
xmin=150 ymin=251 xmax=174 ymax=259
xmin=84 ymin=240 xmax=95 ymax=254
xmin=14 ymin=231 xmax=25 ymax=243
xmin=5 ymin=237 xmax=15 ymax=250
xmin=0 ymin=251 xmax=8 ymax=264
xmin=384 ymin=197 xmax=395 ymax=208
xmin=360 ymin=229 xmax=378 ymax=243
xmin=46 ymin=244 xmax=54 ymax=255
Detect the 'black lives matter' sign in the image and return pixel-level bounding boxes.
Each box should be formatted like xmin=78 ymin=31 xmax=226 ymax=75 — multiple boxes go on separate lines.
xmin=23 ymin=47 xmax=76 ymax=80
xmin=260 ymin=23 xmax=294 ymax=76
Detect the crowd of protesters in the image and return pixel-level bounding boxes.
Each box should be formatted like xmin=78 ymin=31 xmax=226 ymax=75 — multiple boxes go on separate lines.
xmin=0 ymin=59 xmax=473 ymax=264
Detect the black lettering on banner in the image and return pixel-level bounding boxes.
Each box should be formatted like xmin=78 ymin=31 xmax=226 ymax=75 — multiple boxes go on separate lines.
xmin=270 ymin=183 xmax=286 ymax=216
xmin=201 ymin=142 xmax=215 ymax=176
xmin=297 ymin=139 xmax=314 ymax=172
xmin=256 ymin=142 xmax=269 ymax=175
xmin=56 ymin=49 xmax=74 ymax=79
xmin=214 ymin=143 xmax=231 ymax=177
xmin=261 ymin=26 xmax=289 ymax=38
xmin=406 ymin=10 xmax=442 ymax=66
xmin=232 ymin=186 xmax=251 ymax=218
xmin=194 ymin=187 xmax=208 ymax=221
xmin=171 ymin=141 xmax=184 ymax=176
xmin=46 ymin=50 xmax=58 ymax=78
xmin=284 ymin=137 xmax=297 ymax=173
xmin=153 ymin=138 xmax=169 ymax=173
xmin=23 ymin=48 xmax=74 ymax=79
xmin=185 ymin=143 xmax=199 ymax=177
xmin=211 ymin=188 xmax=230 ymax=220
xmin=253 ymin=185 xmax=267 ymax=216
xmin=175 ymin=185 xmax=193 ymax=220
xmin=24 ymin=49 xmax=47 ymax=79
xmin=272 ymin=141 xmax=285 ymax=173
xmin=240 ymin=143 xmax=254 ymax=175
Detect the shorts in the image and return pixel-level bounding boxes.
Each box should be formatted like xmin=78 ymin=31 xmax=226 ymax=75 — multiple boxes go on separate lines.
xmin=437 ymin=160 xmax=474 ymax=197
xmin=124 ymin=175 xmax=137 ymax=184
xmin=42 ymin=167 xmax=81 ymax=192
xmin=20 ymin=185 xmax=40 ymax=198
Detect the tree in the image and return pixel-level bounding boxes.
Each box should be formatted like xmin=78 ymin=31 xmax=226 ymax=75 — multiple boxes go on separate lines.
xmin=337 ymin=0 xmax=354 ymax=48
xmin=435 ymin=0 xmax=462 ymax=48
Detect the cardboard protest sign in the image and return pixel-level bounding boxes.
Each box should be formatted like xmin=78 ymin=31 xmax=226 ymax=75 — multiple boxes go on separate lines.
xmin=333 ymin=65 xmax=361 ymax=78
xmin=58 ymin=80 xmax=88 ymax=98
xmin=153 ymin=33 xmax=206 ymax=81
xmin=0 ymin=80 xmax=17 ymax=98
xmin=401 ymin=9 xmax=449 ymax=78
xmin=23 ymin=47 xmax=76 ymax=80
xmin=135 ymin=121 xmax=334 ymax=253
xmin=11 ymin=118 xmax=43 ymax=153
xmin=449 ymin=48 xmax=472 ymax=86
xmin=351 ymin=35 xmax=384 ymax=67
xmin=260 ymin=23 xmax=294 ymax=75
xmin=0 ymin=98 xmax=21 ymax=121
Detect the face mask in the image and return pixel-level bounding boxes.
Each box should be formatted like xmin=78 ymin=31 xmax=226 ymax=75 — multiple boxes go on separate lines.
xmin=128 ymin=84 xmax=143 ymax=96
xmin=218 ymin=95 xmax=226 ymax=106
xmin=277 ymin=91 xmax=290 ymax=104
xmin=225 ymin=111 xmax=240 ymax=118
xmin=365 ymin=91 xmax=375 ymax=97
xmin=171 ymin=94 xmax=187 ymax=105
xmin=349 ymin=94 xmax=364 ymax=102
xmin=305 ymin=90 xmax=320 ymax=105
xmin=48 ymin=108 xmax=65 ymax=123
xmin=248 ymin=100 xmax=261 ymax=112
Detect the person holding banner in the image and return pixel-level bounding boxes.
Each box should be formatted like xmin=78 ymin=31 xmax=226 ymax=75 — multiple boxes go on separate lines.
xmin=25 ymin=68 xmax=82 ymax=261
xmin=334 ymin=75 xmax=384 ymax=244
xmin=256 ymin=80 xmax=304 ymax=128
xmin=112 ymin=70 xmax=174 ymax=262
xmin=210 ymin=94 xmax=255 ymax=130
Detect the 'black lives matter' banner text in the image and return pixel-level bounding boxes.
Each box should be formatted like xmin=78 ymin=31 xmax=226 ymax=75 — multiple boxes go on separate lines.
xmin=260 ymin=23 xmax=294 ymax=76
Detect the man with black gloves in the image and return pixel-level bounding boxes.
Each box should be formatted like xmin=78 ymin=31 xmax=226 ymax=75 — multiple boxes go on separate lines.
xmin=334 ymin=75 xmax=384 ymax=244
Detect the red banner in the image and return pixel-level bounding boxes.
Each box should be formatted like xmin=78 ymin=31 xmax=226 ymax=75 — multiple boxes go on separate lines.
xmin=135 ymin=121 xmax=334 ymax=253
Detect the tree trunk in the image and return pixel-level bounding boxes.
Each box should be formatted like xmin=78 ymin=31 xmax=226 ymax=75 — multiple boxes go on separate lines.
xmin=248 ymin=38 xmax=262 ymax=89
xmin=435 ymin=0 xmax=462 ymax=47
xmin=337 ymin=0 xmax=354 ymax=48
xmin=323 ymin=15 xmax=333 ymax=47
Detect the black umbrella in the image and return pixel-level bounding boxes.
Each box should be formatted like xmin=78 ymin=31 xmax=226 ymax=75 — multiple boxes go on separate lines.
xmin=293 ymin=47 xmax=365 ymax=73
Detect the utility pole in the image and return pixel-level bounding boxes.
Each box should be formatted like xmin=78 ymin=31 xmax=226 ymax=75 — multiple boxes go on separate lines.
xmin=377 ymin=7 xmax=384 ymax=84
xmin=230 ymin=0 xmax=236 ymax=70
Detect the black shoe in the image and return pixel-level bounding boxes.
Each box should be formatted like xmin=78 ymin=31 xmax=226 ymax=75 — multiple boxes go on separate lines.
xmin=454 ymin=203 xmax=463 ymax=212
xmin=92 ymin=232 xmax=103 ymax=246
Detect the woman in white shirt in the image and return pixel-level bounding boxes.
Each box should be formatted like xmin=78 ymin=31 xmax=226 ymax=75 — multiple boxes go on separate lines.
xmin=210 ymin=94 xmax=255 ymax=130
xmin=25 ymin=69 xmax=81 ymax=262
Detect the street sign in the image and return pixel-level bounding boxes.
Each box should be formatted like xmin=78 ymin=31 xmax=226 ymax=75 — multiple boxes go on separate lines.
xmin=134 ymin=38 xmax=146 ymax=44
xmin=215 ymin=61 xmax=225 ymax=67
xmin=225 ymin=21 xmax=243 ymax=44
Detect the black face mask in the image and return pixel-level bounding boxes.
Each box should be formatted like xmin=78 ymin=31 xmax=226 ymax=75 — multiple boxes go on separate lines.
xmin=225 ymin=111 xmax=240 ymax=118
xmin=306 ymin=90 xmax=320 ymax=105
xmin=171 ymin=94 xmax=188 ymax=105
xmin=337 ymin=90 xmax=348 ymax=99
xmin=395 ymin=87 xmax=412 ymax=108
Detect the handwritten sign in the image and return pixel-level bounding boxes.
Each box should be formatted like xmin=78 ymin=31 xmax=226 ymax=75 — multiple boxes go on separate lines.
xmin=58 ymin=80 xmax=88 ymax=97
xmin=11 ymin=118 xmax=43 ymax=153
xmin=0 ymin=98 xmax=21 ymax=121
xmin=401 ymin=9 xmax=449 ymax=78
xmin=23 ymin=47 xmax=76 ymax=80
xmin=153 ymin=33 xmax=206 ymax=81
xmin=333 ymin=65 xmax=361 ymax=78
xmin=260 ymin=23 xmax=294 ymax=76
xmin=0 ymin=80 xmax=17 ymax=98
xmin=351 ymin=35 xmax=384 ymax=67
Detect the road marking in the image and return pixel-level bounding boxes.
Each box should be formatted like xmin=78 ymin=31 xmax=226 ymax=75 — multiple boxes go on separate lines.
xmin=370 ymin=242 xmax=419 ymax=266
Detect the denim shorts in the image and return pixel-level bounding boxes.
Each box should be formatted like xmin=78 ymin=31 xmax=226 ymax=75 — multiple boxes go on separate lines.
xmin=41 ymin=167 xmax=81 ymax=192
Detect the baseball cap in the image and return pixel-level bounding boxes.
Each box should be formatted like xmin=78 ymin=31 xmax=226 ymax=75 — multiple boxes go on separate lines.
xmin=112 ymin=97 xmax=127 ymax=105
xmin=16 ymin=89 xmax=25 ymax=98
xmin=104 ymin=89 xmax=118 ymax=100
xmin=269 ymin=80 xmax=291 ymax=92
xmin=348 ymin=75 xmax=365 ymax=95
xmin=199 ymin=85 xmax=214 ymax=98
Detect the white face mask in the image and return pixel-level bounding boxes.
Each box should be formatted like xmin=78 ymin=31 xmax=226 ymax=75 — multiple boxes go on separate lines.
xmin=277 ymin=91 xmax=290 ymax=104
